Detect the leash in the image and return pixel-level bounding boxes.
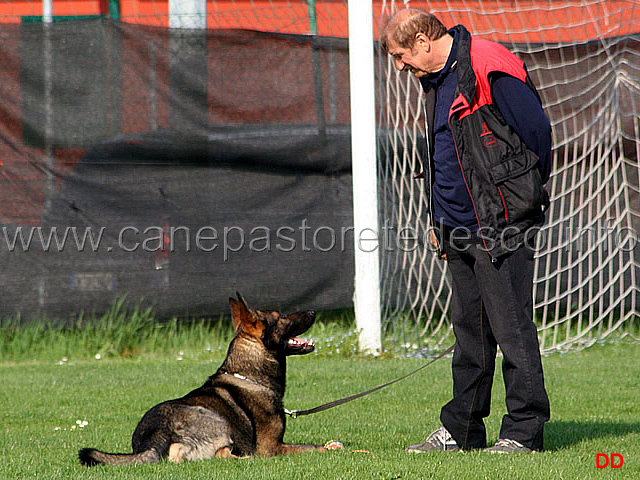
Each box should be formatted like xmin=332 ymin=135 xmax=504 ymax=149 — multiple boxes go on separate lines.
xmin=284 ymin=344 xmax=454 ymax=419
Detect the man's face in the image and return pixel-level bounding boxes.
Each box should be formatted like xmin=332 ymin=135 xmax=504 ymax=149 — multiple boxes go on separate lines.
xmin=386 ymin=35 xmax=432 ymax=78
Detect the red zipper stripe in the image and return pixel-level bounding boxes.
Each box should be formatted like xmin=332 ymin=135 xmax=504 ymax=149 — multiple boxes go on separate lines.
xmin=497 ymin=186 xmax=509 ymax=223
xmin=447 ymin=94 xmax=497 ymax=261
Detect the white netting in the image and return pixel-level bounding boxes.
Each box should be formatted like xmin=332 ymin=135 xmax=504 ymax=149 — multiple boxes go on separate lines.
xmin=377 ymin=0 xmax=640 ymax=353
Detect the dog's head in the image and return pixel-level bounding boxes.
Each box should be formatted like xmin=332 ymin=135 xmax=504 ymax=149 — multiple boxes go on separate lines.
xmin=229 ymin=292 xmax=316 ymax=355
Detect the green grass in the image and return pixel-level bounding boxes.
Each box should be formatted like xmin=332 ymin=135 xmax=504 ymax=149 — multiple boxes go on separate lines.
xmin=0 ymin=301 xmax=360 ymax=364
xmin=1 ymin=308 xmax=639 ymax=479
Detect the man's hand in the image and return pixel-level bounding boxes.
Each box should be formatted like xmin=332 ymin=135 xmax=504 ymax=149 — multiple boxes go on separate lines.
xmin=429 ymin=229 xmax=447 ymax=260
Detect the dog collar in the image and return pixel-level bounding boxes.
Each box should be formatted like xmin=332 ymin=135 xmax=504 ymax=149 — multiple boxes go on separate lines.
xmin=222 ymin=371 xmax=260 ymax=386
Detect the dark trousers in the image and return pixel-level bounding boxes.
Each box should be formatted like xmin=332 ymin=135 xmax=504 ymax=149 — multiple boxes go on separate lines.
xmin=440 ymin=235 xmax=550 ymax=451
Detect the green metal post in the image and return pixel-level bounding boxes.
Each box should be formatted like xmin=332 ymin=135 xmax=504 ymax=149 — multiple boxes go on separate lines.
xmin=109 ymin=0 xmax=120 ymax=20
xmin=307 ymin=0 xmax=318 ymax=35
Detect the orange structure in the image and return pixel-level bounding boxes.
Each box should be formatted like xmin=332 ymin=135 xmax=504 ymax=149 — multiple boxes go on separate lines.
xmin=2 ymin=1 xmax=639 ymax=42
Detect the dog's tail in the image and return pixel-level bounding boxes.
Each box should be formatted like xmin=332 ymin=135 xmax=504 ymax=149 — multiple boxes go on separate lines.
xmin=78 ymin=447 xmax=161 ymax=466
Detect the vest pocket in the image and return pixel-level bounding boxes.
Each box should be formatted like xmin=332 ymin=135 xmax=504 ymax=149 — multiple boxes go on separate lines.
xmin=490 ymin=150 xmax=538 ymax=184
xmin=491 ymin=151 xmax=546 ymax=225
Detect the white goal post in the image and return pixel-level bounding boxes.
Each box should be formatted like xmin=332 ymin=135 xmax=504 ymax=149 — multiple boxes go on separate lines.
xmin=349 ymin=0 xmax=383 ymax=355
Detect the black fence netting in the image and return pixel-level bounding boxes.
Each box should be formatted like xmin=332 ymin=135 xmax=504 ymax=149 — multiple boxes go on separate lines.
xmin=0 ymin=19 xmax=356 ymax=322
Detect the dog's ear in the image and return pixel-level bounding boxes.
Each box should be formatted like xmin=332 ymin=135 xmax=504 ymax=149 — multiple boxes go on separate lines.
xmin=229 ymin=297 xmax=243 ymax=332
xmin=229 ymin=292 xmax=257 ymax=334
xmin=236 ymin=292 xmax=250 ymax=312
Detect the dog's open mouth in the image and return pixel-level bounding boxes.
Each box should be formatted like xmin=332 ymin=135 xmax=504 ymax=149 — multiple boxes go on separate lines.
xmin=286 ymin=337 xmax=315 ymax=355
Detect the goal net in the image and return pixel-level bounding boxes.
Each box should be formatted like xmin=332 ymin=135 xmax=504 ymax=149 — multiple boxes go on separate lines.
xmin=377 ymin=0 xmax=640 ymax=353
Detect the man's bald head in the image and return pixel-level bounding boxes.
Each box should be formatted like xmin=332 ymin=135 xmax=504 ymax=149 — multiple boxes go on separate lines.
xmin=381 ymin=9 xmax=448 ymax=52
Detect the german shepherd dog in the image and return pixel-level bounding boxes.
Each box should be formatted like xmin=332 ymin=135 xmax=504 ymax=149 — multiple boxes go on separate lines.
xmin=79 ymin=293 xmax=326 ymax=466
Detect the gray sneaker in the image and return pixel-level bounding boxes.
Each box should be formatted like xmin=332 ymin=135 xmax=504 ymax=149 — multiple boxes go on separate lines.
xmin=484 ymin=438 xmax=533 ymax=453
xmin=405 ymin=426 xmax=460 ymax=453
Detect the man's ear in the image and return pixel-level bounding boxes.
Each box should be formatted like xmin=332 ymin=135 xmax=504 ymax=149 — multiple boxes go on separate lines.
xmin=415 ymin=32 xmax=430 ymax=51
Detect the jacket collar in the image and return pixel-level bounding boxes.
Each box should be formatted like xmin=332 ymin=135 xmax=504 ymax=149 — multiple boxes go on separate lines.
xmin=421 ymin=27 xmax=459 ymax=88
xmin=450 ymin=24 xmax=476 ymax=105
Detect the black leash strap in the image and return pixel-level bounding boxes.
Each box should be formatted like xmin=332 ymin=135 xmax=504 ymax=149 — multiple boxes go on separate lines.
xmin=285 ymin=344 xmax=454 ymax=419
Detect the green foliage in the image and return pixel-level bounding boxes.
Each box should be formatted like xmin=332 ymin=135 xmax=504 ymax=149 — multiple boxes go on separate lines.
xmin=0 ymin=299 xmax=236 ymax=363
xmin=0 ymin=302 xmax=364 ymax=364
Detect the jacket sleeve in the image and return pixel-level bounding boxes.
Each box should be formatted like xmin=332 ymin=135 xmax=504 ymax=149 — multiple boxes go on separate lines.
xmin=491 ymin=73 xmax=552 ymax=183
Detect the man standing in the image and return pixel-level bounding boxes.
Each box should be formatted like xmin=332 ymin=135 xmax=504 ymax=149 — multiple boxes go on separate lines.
xmin=381 ymin=9 xmax=551 ymax=453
